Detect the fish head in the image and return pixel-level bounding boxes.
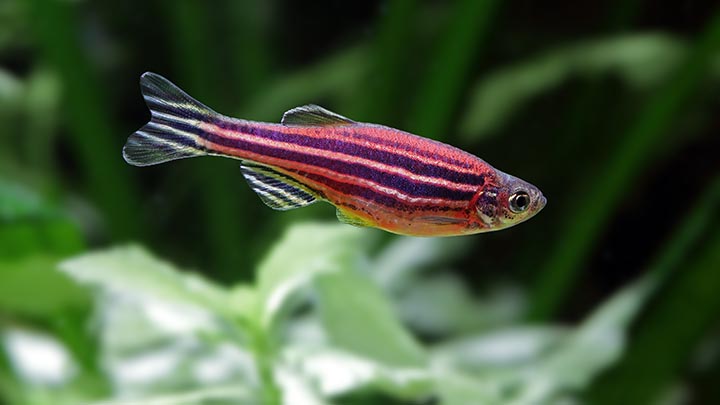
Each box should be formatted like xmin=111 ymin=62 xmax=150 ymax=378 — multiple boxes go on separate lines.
xmin=474 ymin=170 xmax=546 ymax=231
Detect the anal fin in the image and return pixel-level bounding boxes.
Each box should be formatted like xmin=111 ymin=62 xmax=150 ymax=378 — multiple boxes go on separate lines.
xmin=336 ymin=208 xmax=373 ymax=228
xmin=241 ymin=163 xmax=320 ymax=211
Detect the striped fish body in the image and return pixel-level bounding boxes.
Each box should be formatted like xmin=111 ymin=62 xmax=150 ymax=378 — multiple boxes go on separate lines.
xmin=124 ymin=73 xmax=546 ymax=236
xmin=203 ymin=121 xmax=493 ymax=236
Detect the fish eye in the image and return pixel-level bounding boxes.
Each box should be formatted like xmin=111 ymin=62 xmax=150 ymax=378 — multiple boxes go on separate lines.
xmin=508 ymin=191 xmax=530 ymax=213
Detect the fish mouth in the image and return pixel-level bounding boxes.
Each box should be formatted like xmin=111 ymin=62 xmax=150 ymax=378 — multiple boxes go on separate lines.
xmin=537 ymin=195 xmax=547 ymax=211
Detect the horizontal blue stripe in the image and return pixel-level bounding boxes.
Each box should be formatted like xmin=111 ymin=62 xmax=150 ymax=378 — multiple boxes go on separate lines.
xmin=300 ymin=171 xmax=466 ymax=212
xmin=213 ymin=118 xmax=486 ymax=187
xmin=203 ymin=130 xmax=477 ymax=202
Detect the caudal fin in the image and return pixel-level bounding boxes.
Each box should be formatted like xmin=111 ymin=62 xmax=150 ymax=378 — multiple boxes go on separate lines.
xmin=123 ymin=72 xmax=217 ymax=166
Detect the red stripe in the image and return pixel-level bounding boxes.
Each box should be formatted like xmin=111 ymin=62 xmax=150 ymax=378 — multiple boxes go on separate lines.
xmin=203 ymin=124 xmax=480 ymax=192
xmin=200 ymin=133 xmax=472 ymax=209
xmin=207 ymin=118 xmax=490 ymax=179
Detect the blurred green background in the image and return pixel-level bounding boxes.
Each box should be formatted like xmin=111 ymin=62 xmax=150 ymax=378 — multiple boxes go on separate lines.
xmin=1 ymin=0 xmax=720 ymax=404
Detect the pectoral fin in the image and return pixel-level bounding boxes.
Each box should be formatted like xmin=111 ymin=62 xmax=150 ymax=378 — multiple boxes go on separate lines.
xmin=241 ymin=163 xmax=320 ymax=211
xmin=416 ymin=216 xmax=466 ymax=226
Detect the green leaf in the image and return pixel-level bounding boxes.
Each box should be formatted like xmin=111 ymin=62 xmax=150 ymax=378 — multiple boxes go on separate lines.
xmin=432 ymin=326 xmax=568 ymax=373
xmin=586 ymin=189 xmax=720 ymax=404
xmin=0 ymin=178 xmax=84 ymax=258
xmin=371 ymin=237 xmax=472 ymax=291
xmin=395 ymin=275 xmax=524 ymax=336
xmin=59 ymin=245 xmax=231 ymax=318
xmin=543 ymin=276 xmax=655 ymax=374
xmin=315 ymin=271 xmax=427 ymax=368
xmin=0 ymin=221 xmax=84 ymax=260
xmin=283 ymin=346 xmax=432 ymax=400
xmin=529 ymin=18 xmax=720 ymax=320
xmin=426 ymin=277 xmax=655 ymax=404
xmin=2 ymin=328 xmax=77 ymax=386
xmin=23 ymin=68 xmax=61 ymax=173
xmin=0 ymin=1 xmax=26 ymax=52
xmin=275 ymin=365 xmax=331 ymax=405
xmin=228 ymin=285 xmax=260 ymax=323
xmin=241 ymin=47 xmax=368 ymax=122
xmin=83 ymin=385 xmax=257 ymax=405
xmin=0 ymin=178 xmax=56 ymax=222
xmin=94 ymin=293 xmax=260 ymax=402
xmin=0 ymin=255 xmax=90 ymax=318
xmin=459 ymin=33 xmax=720 ymax=140
xmin=434 ymin=371 xmax=504 ymax=405
xmin=406 ymin=0 xmax=499 ymax=139
xmin=0 ymin=68 xmax=22 ymax=108
xmin=510 ymin=275 xmax=657 ymax=403
xmin=255 ymin=223 xmax=368 ymax=328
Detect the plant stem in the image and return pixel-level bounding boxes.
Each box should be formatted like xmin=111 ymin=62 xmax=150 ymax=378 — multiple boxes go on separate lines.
xmin=248 ymin=320 xmax=281 ymax=405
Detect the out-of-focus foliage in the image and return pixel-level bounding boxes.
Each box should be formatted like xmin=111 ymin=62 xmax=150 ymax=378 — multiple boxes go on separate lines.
xmin=460 ymin=33 xmax=720 ymax=140
xmin=0 ymin=223 xmax=664 ymax=404
xmin=2 ymin=0 xmax=720 ymax=404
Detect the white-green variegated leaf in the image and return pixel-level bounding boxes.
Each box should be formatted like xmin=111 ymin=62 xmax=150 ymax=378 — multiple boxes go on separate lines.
xmin=431 ymin=326 xmax=569 ymax=373
xmin=93 ymin=293 xmax=260 ymax=404
xmin=396 ymin=275 xmax=526 ymax=336
xmin=314 ymin=271 xmax=427 ymax=368
xmin=255 ymin=223 xmax=369 ymax=328
xmin=514 ymin=275 xmax=658 ymax=401
xmin=427 ymin=275 xmax=657 ymax=404
xmin=60 ymin=245 xmax=232 ymax=318
xmin=370 ymin=236 xmax=472 ymax=291
xmin=282 ymin=346 xmax=432 ymax=400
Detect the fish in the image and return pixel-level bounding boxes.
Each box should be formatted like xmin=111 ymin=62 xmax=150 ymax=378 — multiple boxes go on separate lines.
xmin=123 ymin=72 xmax=546 ymax=237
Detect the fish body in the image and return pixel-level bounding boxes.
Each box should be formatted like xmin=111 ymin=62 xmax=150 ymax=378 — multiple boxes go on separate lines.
xmin=124 ymin=73 xmax=546 ymax=236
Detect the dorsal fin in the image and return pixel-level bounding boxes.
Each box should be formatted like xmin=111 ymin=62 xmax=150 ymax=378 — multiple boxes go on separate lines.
xmin=281 ymin=104 xmax=355 ymax=127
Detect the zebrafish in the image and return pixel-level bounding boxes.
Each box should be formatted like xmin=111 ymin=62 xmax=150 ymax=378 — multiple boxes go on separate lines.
xmin=123 ymin=72 xmax=546 ymax=236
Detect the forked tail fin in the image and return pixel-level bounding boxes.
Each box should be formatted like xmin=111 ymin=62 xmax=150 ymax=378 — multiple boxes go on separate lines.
xmin=123 ymin=72 xmax=217 ymax=166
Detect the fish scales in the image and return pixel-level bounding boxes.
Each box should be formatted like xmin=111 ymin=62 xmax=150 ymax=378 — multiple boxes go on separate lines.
xmin=200 ymin=121 xmax=484 ymax=200
xmin=124 ymin=72 xmax=546 ymax=236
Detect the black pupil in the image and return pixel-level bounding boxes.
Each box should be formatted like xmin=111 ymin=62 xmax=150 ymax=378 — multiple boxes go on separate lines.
xmin=515 ymin=194 xmax=528 ymax=209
